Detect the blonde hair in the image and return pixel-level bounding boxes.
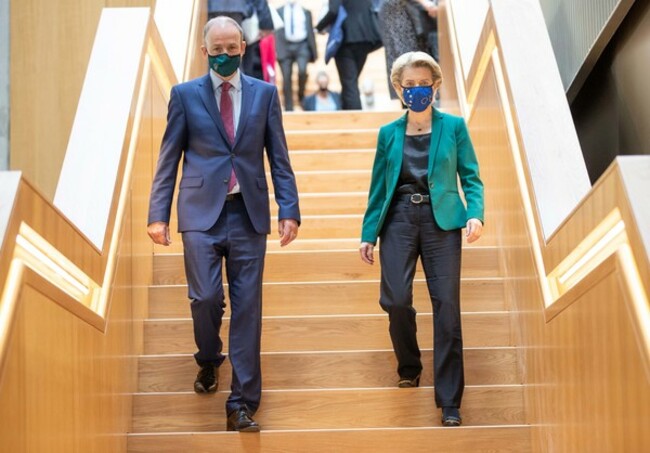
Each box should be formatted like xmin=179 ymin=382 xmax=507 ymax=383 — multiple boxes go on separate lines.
xmin=390 ymin=51 xmax=443 ymax=88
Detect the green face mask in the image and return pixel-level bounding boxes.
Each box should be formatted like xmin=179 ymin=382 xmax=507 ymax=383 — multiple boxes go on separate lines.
xmin=208 ymin=53 xmax=241 ymax=77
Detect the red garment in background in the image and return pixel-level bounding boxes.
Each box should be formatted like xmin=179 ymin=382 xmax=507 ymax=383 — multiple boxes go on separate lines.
xmin=259 ymin=34 xmax=277 ymax=84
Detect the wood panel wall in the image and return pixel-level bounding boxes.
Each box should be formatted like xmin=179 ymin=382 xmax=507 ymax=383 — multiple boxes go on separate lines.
xmin=9 ymin=0 xmax=153 ymax=200
xmin=469 ymin=62 xmax=650 ymax=453
xmin=0 ymin=54 xmax=167 ymax=453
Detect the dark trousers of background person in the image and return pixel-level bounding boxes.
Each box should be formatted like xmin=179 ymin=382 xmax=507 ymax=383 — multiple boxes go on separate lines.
xmin=242 ymin=41 xmax=264 ymax=80
xmin=279 ymin=40 xmax=311 ymax=111
xmin=378 ymin=196 xmax=464 ymax=408
xmin=181 ymin=196 xmax=267 ymax=414
xmin=334 ymin=42 xmax=374 ymax=110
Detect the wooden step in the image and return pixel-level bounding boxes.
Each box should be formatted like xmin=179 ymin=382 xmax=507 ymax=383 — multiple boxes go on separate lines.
xmin=287 ymin=129 xmax=378 ymax=150
xmin=138 ymin=347 xmax=520 ymax=393
xmin=148 ymin=277 xmax=506 ymax=318
xmin=128 ymin=425 xmax=531 ymax=453
xmin=282 ymin=111 xmax=402 ymax=131
xmin=284 ymin=149 xmax=375 ymax=171
xmin=131 ymin=385 xmax=524 ymax=433
xmin=143 ymin=312 xmax=512 ymax=355
xmin=158 ymin=218 xmax=498 ymax=254
xmin=151 ymin=247 xmax=500 ymax=285
xmin=293 ymin=170 xmax=371 ymax=193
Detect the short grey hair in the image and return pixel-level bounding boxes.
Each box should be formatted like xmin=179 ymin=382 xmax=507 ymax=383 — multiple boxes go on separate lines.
xmin=203 ymin=16 xmax=244 ymax=43
xmin=390 ymin=51 xmax=443 ymax=87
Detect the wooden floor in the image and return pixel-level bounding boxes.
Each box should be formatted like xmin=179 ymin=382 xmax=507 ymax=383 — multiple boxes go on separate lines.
xmin=128 ymin=111 xmax=531 ymax=452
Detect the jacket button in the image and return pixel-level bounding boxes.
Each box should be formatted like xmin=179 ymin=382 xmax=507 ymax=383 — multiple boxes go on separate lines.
xmin=223 ymin=179 xmax=228 ymax=184
xmin=230 ymin=153 xmax=235 ymax=158
xmin=429 ymin=182 xmax=434 ymax=188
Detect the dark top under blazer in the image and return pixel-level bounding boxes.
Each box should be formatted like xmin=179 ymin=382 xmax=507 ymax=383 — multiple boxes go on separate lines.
xmin=316 ymin=0 xmax=381 ymax=45
xmin=148 ymin=72 xmax=300 ymax=235
xmin=361 ymin=109 xmax=484 ymax=244
xmin=275 ymin=5 xmax=318 ymax=62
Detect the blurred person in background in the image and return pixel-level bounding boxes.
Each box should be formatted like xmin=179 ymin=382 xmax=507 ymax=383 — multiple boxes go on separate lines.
xmin=302 ymin=71 xmax=341 ymax=111
xmin=275 ymin=0 xmax=318 ymax=111
xmin=316 ymin=0 xmax=382 ymax=110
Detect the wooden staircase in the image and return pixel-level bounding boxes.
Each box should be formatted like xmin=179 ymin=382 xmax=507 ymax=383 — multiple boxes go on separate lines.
xmin=127 ymin=111 xmax=531 ymax=452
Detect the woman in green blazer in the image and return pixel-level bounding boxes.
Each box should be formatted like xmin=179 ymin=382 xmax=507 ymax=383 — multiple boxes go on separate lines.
xmin=359 ymin=51 xmax=484 ymax=427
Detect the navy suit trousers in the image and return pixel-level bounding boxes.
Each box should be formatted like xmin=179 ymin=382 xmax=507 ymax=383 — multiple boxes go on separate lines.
xmin=182 ymin=196 xmax=266 ymax=414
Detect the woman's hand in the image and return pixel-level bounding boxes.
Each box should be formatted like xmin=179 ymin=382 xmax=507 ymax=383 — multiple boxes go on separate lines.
xmin=359 ymin=242 xmax=375 ymax=265
xmin=465 ymin=218 xmax=483 ymax=243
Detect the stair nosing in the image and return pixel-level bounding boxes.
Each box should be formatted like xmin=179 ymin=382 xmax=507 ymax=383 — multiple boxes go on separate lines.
xmin=137 ymin=345 xmax=520 ymax=360
xmin=127 ymin=424 xmax=531 ymax=436
xmin=133 ymin=383 xmax=524 ymax=397
xmin=149 ymin=276 xmax=506 ymax=289
xmin=144 ymin=311 xmax=512 ymax=323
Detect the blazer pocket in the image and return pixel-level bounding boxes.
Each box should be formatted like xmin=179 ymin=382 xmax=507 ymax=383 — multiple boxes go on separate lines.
xmin=257 ymin=177 xmax=269 ymax=190
xmin=179 ymin=176 xmax=204 ymax=189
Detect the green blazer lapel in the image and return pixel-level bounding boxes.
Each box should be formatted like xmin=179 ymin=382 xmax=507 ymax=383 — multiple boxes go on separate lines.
xmin=428 ymin=108 xmax=445 ymax=178
xmin=387 ymin=114 xmax=408 ymax=184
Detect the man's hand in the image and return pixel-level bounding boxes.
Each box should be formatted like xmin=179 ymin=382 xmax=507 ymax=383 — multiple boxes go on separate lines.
xmin=465 ymin=218 xmax=483 ymax=243
xmin=359 ymin=242 xmax=375 ymax=265
xmin=148 ymin=221 xmax=172 ymax=246
xmin=278 ymin=219 xmax=299 ymax=247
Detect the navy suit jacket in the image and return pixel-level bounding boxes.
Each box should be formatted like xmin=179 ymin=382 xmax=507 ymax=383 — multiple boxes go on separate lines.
xmin=148 ymin=72 xmax=300 ymax=235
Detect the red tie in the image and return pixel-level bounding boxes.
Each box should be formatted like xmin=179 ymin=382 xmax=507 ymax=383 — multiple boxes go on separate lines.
xmin=220 ymin=81 xmax=237 ymax=192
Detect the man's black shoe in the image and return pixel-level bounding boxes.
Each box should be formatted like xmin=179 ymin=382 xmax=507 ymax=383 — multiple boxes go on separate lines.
xmin=226 ymin=408 xmax=261 ymax=432
xmin=193 ymin=364 xmax=218 ymax=394
xmin=441 ymin=406 xmax=462 ymax=426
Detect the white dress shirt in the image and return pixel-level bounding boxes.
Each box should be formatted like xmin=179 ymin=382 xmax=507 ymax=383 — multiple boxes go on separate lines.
xmin=284 ymin=3 xmax=308 ymax=42
xmin=210 ymin=68 xmax=242 ymax=133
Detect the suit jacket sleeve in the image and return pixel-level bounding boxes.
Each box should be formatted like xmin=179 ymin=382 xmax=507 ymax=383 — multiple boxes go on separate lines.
xmin=148 ymin=86 xmax=187 ymax=225
xmin=316 ymin=0 xmax=342 ymax=31
xmin=265 ymin=87 xmax=301 ymax=223
xmin=455 ymin=117 xmax=484 ymax=224
xmin=361 ymin=127 xmax=388 ymax=244
xmin=253 ymin=0 xmax=274 ymax=30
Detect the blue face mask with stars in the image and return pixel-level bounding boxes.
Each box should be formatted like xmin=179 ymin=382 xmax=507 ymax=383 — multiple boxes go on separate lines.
xmin=401 ymin=85 xmax=434 ymax=112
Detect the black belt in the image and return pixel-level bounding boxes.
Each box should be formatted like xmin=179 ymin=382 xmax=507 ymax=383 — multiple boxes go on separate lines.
xmin=398 ymin=193 xmax=431 ymax=204
xmin=225 ymin=192 xmax=242 ymax=201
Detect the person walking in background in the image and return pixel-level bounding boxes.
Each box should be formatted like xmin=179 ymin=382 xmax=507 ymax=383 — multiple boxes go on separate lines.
xmin=359 ymin=51 xmax=484 ymax=427
xmin=275 ymin=0 xmax=318 ymax=111
xmin=147 ymin=16 xmax=300 ymax=432
xmin=302 ymin=71 xmax=341 ymax=111
xmin=378 ymin=0 xmax=438 ymax=101
xmin=316 ymin=0 xmax=382 ymax=110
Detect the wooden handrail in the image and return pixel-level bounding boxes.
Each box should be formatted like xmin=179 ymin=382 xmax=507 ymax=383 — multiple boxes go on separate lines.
xmin=0 ymin=2 xmax=201 ymax=378
xmin=443 ymin=0 xmax=649 ymax=370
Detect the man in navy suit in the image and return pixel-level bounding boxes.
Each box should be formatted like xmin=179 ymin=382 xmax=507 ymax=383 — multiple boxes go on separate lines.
xmin=147 ymin=16 xmax=300 ymax=432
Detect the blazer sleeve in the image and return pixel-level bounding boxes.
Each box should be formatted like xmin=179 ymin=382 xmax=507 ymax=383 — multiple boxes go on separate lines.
xmin=361 ymin=127 xmax=388 ymax=244
xmin=253 ymin=0 xmax=274 ymax=30
xmin=455 ymin=117 xmax=484 ymax=224
xmin=147 ymin=86 xmax=187 ymax=225
xmin=316 ymin=0 xmax=342 ymax=31
xmin=265 ymin=87 xmax=301 ymax=223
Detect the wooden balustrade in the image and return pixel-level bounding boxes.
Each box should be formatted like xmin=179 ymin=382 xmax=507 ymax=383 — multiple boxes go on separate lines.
xmin=0 ymin=2 xmax=205 ymax=451
xmin=444 ymin=0 xmax=650 ymax=451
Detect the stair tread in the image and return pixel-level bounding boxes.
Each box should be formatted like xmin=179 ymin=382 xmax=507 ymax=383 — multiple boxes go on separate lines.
xmin=143 ymin=312 xmax=512 ymax=355
xmin=138 ymin=347 xmax=521 ymax=392
xmin=127 ymin=425 xmax=531 ymax=453
xmin=148 ymin=278 xmax=506 ymax=318
xmin=132 ymin=386 xmax=525 ymax=433
xmin=152 ymin=247 xmax=501 ymax=285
